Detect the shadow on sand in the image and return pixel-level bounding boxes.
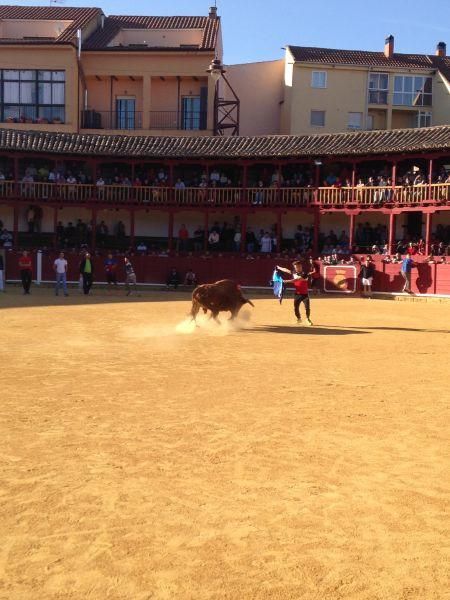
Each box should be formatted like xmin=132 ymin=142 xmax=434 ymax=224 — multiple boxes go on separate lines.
xmin=250 ymin=325 xmax=369 ymax=336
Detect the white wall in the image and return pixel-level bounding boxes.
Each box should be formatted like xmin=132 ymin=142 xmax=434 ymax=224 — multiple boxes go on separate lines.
xmin=134 ymin=210 xmax=168 ymax=237
xmin=321 ymin=213 xmax=350 ymax=236
xmin=281 ymin=212 xmax=314 ymax=238
xmin=247 ymin=212 xmax=278 ymax=234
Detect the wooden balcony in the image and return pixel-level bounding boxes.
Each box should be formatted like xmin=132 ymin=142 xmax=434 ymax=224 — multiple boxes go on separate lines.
xmin=2 ymin=181 xmax=450 ymax=209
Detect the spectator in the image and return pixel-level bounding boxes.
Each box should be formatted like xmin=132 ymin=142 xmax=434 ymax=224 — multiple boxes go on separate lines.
xmin=123 ymin=257 xmax=137 ymax=296
xmin=177 ymin=224 xmax=189 ymax=251
xmin=184 ymin=269 xmax=197 ymax=286
xmin=360 ymin=256 xmax=375 ymax=298
xmin=166 ymin=268 xmax=181 ymax=290
xmin=400 ymin=252 xmax=415 ymax=293
xmin=208 ymin=229 xmax=220 ymax=251
xmin=193 ymin=226 xmax=204 ymax=252
xmin=233 ymin=229 xmax=242 ymax=252
xmin=79 ymin=252 xmax=94 ymax=295
xmin=260 ymin=232 xmax=272 ymax=253
xmin=18 ymin=250 xmax=32 ymax=295
xmin=246 ymin=227 xmax=257 ymax=253
xmin=175 ymin=178 xmax=185 ymax=190
xmin=54 ymin=251 xmax=68 ymax=297
xmin=0 ymin=228 xmax=13 ymax=248
xmin=137 ymin=241 xmax=148 ymax=254
xmin=26 ymin=205 xmax=35 ymax=233
xmin=104 ymin=253 xmax=118 ymax=288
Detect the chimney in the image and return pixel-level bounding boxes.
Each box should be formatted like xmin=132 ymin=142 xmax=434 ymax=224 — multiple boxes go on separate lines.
xmin=209 ymin=6 xmax=218 ymax=19
xmin=384 ymin=35 xmax=394 ymax=59
xmin=436 ymin=41 xmax=446 ymax=57
xmin=101 ymin=14 xmax=105 ymax=29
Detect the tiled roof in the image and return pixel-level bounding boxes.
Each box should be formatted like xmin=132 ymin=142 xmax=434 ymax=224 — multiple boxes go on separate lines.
xmin=0 ymin=5 xmax=101 ymax=45
xmin=2 ymin=126 xmax=450 ymax=160
xmin=83 ymin=15 xmax=219 ymax=51
xmin=288 ymin=46 xmax=436 ymax=69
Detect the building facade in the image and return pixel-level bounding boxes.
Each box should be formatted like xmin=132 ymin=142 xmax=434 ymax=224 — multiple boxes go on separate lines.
xmin=0 ymin=5 xmax=221 ymax=136
xmin=280 ymin=37 xmax=450 ymax=135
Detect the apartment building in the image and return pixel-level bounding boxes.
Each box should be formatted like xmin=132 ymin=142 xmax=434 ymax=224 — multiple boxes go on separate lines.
xmin=280 ymin=36 xmax=450 ymax=135
xmin=0 ymin=5 xmax=221 ymax=135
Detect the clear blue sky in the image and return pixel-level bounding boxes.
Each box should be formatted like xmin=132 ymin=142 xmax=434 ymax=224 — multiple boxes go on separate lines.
xmin=8 ymin=0 xmax=450 ymax=64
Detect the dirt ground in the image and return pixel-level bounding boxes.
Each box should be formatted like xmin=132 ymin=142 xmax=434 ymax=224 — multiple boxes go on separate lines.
xmin=0 ymin=287 xmax=449 ymax=600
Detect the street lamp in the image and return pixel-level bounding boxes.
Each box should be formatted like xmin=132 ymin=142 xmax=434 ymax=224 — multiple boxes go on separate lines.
xmin=207 ymin=57 xmax=225 ymax=83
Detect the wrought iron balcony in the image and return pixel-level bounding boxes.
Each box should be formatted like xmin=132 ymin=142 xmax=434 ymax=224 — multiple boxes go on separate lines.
xmin=80 ymin=110 xmax=143 ymax=130
xmin=149 ymin=110 xmax=207 ymax=130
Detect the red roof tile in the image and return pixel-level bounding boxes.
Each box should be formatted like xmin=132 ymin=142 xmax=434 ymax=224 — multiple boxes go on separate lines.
xmin=2 ymin=126 xmax=450 ymax=160
xmin=0 ymin=5 xmax=101 ymax=45
xmin=83 ymin=15 xmax=219 ymax=51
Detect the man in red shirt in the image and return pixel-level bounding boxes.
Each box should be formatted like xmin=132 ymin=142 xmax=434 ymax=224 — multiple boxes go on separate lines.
xmin=177 ymin=224 xmax=189 ymax=251
xmin=277 ymin=260 xmax=313 ymax=325
xmin=18 ymin=250 xmax=32 ymax=294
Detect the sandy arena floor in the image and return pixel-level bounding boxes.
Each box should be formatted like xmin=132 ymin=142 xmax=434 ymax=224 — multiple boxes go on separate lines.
xmin=0 ymin=288 xmax=449 ymax=600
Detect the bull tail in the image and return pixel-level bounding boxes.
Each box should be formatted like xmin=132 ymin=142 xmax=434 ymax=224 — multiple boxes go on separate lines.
xmin=245 ymin=299 xmax=255 ymax=308
xmin=190 ymin=297 xmax=201 ymax=322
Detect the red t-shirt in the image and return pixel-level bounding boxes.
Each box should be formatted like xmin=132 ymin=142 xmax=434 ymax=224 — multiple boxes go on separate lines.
xmin=293 ymin=278 xmax=308 ymax=295
xmin=18 ymin=256 xmax=32 ymax=271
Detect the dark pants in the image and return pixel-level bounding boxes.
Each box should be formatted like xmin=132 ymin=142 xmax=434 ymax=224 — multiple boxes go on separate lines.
xmin=294 ymin=294 xmax=310 ymax=319
xmin=82 ymin=272 xmax=93 ymax=295
xmin=21 ymin=269 xmax=32 ymax=293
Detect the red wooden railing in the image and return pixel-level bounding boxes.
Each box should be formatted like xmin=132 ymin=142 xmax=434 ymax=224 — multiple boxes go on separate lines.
xmin=2 ymin=180 xmax=450 ymax=208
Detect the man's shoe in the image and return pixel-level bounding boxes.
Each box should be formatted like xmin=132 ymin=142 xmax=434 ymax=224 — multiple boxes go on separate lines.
xmin=296 ymin=318 xmax=302 ymax=324
xmin=306 ymin=319 xmax=313 ymax=326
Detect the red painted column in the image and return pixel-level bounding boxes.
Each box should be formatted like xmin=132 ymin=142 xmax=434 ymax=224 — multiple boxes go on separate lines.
xmin=13 ymin=156 xmax=20 ymax=197
xmin=388 ymin=212 xmax=396 ymax=254
xmin=130 ymin=209 xmax=135 ymax=249
xmin=13 ymin=203 xmax=19 ymax=249
xmin=313 ymin=209 xmax=320 ymax=255
xmin=242 ymin=163 xmax=248 ymax=206
xmin=277 ymin=210 xmax=282 ymax=252
xmin=168 ymin=211 xmax=174 ymax=253
xmin=351 ymin=162 xmax=356 ymax=204
xmin=425 ymin=212 xmax=433 ymax=255
xmin=240 ymin=211 xmax=247 ymax=253
xmin=204 ymin=211 xmax=209 ymax=252
xmin=53 ymin=206 xmax=58 ymax=249
xmin=391 ymin=162 xmax=397 ymax=202
xmin=348 ymin=213 xmax=355 ymax=253
xmin=428 ymin=158 xmax=433 ymax=202
xmin=91 ymin=208 xmax=97 ymax=250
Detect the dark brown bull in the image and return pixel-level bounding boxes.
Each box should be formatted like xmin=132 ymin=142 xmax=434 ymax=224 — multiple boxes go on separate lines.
xmin=190 ymin=279 xmax=254 ymax=323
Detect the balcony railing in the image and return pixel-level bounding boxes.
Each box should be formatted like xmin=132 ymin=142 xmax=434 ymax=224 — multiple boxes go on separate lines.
xmin=149 ymin=111 xmax=207 ymax=130
xmin=80 ymin=110 xmax=143 ymax=130
xmin=3 ymin=181 xmax=450 ymax=208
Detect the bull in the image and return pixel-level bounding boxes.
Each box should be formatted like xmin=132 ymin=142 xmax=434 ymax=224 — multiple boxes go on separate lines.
xmin=190 ymin=279 xmax=254 ymax=323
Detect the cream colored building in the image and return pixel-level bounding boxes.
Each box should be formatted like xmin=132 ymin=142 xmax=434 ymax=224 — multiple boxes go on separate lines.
xmin=0 ymin=5 xmax=221 ymax=135
xmin=281 ymin=37 xmax=450 ymax=135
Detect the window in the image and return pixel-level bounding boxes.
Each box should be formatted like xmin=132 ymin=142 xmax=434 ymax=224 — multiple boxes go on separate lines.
xmin=0 ymin=69 xmax=65 ymax=123
xmin=310 ymin=110 xmax=325 ymax=127
xmin=311 ymin=71 xmax=327 ymax=88
xmin=368 ymin=73 xmax=389 ymax=104
xmin=416 ymin=111 xmax=432 ymax=128
xmin=182 ymin=96 xmax=201 ymax=130
xmin=348 ymin=112 xmax=362 ymax=129
xmin=393 ymin=76 xmax=432 ymax=107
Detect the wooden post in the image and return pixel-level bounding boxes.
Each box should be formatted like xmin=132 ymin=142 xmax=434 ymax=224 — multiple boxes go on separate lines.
xmin=13 ymin=156 xmax=20 ymax=197
xmin=168 ymin=211 xmax=174 ymax=252
xmin=13 ymin=204 xmax=19 ymax=249
xmin=130 ymin=209 xmax=135 ymax=249
xmin=242 ymin=163 xmax=248 ymax=206
xmin=53 ymin=206 xmax=58 ymax=249
xmin=428 ymin=158 xmax=433 ymax=203
xmin=240 ymin=210 xmax=247 ymax=253
xmin=391 ymin=161 xmax=397 ymax=202
xmin=313 ymin=209 xmax=320 ymax=255
xmin=388 ymin=212 xmax=396 ymax=254
xmin=425 ymin=212 xmax=433 ymax=255
xmin=204 ymin=211 xmax=209 ymax=252
xmin=351 ymin=162 xmax=356 ymax=204
xmin=277 ymin=210 xmax=282 ymax=252
xmin=348 ymin=213 xmax=355 ymax=253
xmin=91 ymin=208 xmax=97 ymax=250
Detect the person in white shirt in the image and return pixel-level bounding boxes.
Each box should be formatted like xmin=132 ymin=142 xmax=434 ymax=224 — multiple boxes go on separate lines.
xmin=54 ymin=251 xmax=69 ymax=296
xmin=174 ymin=178 xmax=186 ymax=190
xmin=260 ymin=232 xmax=272 ymax=253
xmin=210 ymin=169 xmax=220 ymax=183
